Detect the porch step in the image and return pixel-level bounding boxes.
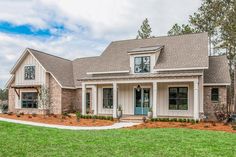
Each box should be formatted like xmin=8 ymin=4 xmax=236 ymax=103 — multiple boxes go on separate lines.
xmin=119 ymin=116 xmax=145 ymax=123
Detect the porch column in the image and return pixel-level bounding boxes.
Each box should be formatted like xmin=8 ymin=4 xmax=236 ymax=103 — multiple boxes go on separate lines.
xmin=92 ymin=85 xmax=98 ymax=115
xmin=193 ymin=79 xmax=199 ymax=120
xmin=82 ymin=83 xmax=86 ymax=115
xmin=113 ymin=83 xmax=117 ymax=118
xmin=152 ymin=81 xmax=157 ymax=118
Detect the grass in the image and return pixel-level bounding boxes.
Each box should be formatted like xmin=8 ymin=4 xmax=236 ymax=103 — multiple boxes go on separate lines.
xmin=0 ymin=122 xmax=236 ymax=157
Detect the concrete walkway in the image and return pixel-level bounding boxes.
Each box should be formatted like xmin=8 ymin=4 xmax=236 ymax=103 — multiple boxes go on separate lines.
xmin=0 ymin=117 xmax=140 ymax=130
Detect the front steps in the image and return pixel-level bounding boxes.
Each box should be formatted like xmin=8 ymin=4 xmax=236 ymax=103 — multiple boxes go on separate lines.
xmin=119 ymin=116 xmax=145 ymax=123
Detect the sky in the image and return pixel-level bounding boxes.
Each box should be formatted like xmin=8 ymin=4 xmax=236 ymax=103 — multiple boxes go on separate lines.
xmin=0 ymin=0 xmax=201 ymax=88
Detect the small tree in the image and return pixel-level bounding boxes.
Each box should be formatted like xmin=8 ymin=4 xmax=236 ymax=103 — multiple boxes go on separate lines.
xmin=38 ymin=86 xmax=52 ymax=117
xmin=136 ymin=18 xmax=152 ymax=39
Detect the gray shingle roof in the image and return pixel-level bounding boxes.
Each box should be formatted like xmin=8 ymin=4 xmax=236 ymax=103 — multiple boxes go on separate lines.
xmin=204 ymin=55 xmax=231 ymax=84
xmin=29 ymin=49 xmax=75 ymax=87
xmin=19 ymin=33 xmax=229 ymax=88
xmin=84 ymin=32 xmax=209 ymax=73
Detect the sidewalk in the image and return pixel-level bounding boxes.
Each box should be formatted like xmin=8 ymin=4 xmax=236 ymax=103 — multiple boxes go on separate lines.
xmin=0 ymin=117 xmax=140 ymax=130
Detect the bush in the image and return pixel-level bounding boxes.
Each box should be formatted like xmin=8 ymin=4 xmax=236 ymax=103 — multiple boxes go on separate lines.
xmin=76 ymin=112 xmax=81 ymax=121
xmin=32 ymin=113 xmax=37 ymax=117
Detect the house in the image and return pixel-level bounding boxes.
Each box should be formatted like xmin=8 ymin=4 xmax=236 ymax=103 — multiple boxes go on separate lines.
xmin=6 ymin=33 xmax=230 ymax=120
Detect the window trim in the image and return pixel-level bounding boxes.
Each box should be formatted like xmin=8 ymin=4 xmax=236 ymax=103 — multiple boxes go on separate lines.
xmin=167 ymin=85 xmax=189 ymax=111
xmin=102 ymin=87 xmax=113 ymax=109
xmin=21 ymin=92 xmax=38 ymax=109
xmin=211 ymin=88 xmax=219 ymax=102
xmin=24 ymin=65 xmax=36 ymax=80
xmin=134 ymin=56 xmax=151 ymax=73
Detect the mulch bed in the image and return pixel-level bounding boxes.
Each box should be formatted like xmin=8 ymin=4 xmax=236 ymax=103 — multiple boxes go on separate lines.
xmin=127 ymin=121 xmax=236 ymax=133
xmin=0 ymin=114 xmax=115 ymax=127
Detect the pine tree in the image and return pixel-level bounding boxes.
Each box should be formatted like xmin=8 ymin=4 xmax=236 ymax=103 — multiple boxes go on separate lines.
xmin=168 ymin=23 xmax=196 ymax=36
xmin=136 ymin=18 xmax=152 ymax=39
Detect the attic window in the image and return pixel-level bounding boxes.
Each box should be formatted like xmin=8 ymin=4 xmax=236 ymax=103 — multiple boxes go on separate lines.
xmin=134 ymin=56 xmax=150 ymax=73
xmin=24 ymin=66 xmax=35 ymax=80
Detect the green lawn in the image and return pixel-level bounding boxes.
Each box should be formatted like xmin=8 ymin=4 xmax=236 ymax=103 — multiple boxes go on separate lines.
xmin=0 ymin=122 xmax=236 ymax=157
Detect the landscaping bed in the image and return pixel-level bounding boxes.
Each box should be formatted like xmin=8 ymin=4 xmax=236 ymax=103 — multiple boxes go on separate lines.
xmin=0 ymin=113 xmax=115 ymax=127
xmin=128 ymin=121 xmax=236 ymax=133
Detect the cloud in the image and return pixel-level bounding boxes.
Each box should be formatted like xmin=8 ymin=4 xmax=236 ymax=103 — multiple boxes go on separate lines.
xmin=0 ymin=0 xmax=201 ymax=88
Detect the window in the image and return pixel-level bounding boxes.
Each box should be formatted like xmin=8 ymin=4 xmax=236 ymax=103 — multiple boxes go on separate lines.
xmin=169 ymin=87 xmax=188 ymax=110
xmin=24 ymin=66 xmax=35 ymax=80
xmin=103 ymin=88 xmax=113 ymax=109
xmin=21 ymin=92 xmax=38 ymax=108
xmin=134 ymin=56 xmax=150 ymax=73
xmin=211 ymin=88 xmax=219 ymax=101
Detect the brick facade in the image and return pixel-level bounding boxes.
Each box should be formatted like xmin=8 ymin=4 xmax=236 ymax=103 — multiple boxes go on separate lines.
xmin=204 ymin=86 xmax=227 ymax=121
xmin=61 ymin=89 xmax=76 ymax=113
xmin=8 ymin=81 xmax=16 ymax=113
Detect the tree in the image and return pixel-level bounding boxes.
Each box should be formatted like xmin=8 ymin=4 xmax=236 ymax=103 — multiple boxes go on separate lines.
xmin=0 ymin=89 xmax=8 ymax=100
xmin=168 ymin=23 xmax=196 ymax=36
xmin=189 ymin=0 xmax=224 ymax=56
xmin=136 ymin=18 xmax=152 ymax=39
xmin=38 ymin=86 xmax=52 ymax=117
xmin=167 ymin=0 xmax=236 ymax=112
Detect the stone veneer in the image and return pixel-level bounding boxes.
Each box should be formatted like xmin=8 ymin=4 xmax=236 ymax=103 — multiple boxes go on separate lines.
xmin=204 ymin=86 xmax=227 ymax=121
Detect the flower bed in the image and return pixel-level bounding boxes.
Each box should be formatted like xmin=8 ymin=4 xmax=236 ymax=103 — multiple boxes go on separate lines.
xmin=128 ymin=121 xmax=236 ymax=133
xmin=0 ymin=113 xmax=115 ymax=127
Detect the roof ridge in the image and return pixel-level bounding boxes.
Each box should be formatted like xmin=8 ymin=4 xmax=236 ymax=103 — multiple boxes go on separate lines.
xmin=28 ymin=48 xmax=72 ymax=62
xmin=73 ymin=56 xmax=99 ymax=61
xmin=111 ymin=32 xmax=207 ymax=43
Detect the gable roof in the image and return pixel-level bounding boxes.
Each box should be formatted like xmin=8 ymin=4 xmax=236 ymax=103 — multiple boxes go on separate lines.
xmin=204 ymin=55 xmax=230 ymax=85
xmin=8 ymin=33 xmax=230 ymax=88
xmin=29 ymin=49 xmax=75 ymax=88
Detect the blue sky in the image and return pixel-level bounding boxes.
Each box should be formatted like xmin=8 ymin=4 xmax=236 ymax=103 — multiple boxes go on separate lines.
xmin=0 ymin=0 xmax=201 ymax=88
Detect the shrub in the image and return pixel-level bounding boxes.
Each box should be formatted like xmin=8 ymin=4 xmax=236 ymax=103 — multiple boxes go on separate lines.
xmin=76 ymin=112 xmax=81 ymax=121
xmin=196 ymin=120 xmax=199 ymax=123
xmin=32 ymin=113 xmax=37 ymax=117
xmin=187 ymin=119 xmax=190 ymax=123
xmin=178 ymin=119 xmax=183 ymax=123
xmin=183 ymin=119 xmax=187 ymax=123
xmin=16 ymin=113 xmax=20 ymax=117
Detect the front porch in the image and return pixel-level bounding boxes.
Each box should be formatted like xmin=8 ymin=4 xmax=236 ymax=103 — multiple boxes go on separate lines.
xmin=81 ymin=77 xmax=203 ymax=120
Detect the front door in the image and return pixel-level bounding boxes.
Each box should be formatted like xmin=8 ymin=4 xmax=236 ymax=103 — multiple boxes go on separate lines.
xmin=134 ymin=88 xmax=150 ymax=115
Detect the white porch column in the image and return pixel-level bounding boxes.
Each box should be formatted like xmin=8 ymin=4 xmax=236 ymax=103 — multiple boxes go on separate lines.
xmin=193 ymin=79 xmax=199 ymax=120
xmin=113 ymin=83 xmax=117 ymax=118
xmin=152 ymin=81 xmax=157 ymax=118
xmin=92 ymin=85 xmax=98 ymax=115
xmin=82 ymin=83 xmax=86 ymax=115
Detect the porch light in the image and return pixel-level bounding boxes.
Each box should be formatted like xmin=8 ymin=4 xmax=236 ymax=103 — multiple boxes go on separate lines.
xmin=137 ymin=85 xmax=141 ymax=92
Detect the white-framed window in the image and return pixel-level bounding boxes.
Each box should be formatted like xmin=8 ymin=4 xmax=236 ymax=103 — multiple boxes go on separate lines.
xmin=169 ymin=87 xmax=188 ymax=110
xmin=21 ymin=92 xmax=38 ymax=108
xmin=134 ymin=56 xmax=150 ymax=73
xmin=103 ymin=88 xmax=113 ymax=109
xmin=24 ymin=66 xmax=35 ymax=80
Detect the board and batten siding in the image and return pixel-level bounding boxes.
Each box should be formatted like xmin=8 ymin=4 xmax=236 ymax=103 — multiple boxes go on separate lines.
xmin=15 ymin=53 xmax=46 ymax=86
xmin=157 ymin=82 xmax=194 ymax=117
xmin=97 ymin=82 xmax=194 ymax=117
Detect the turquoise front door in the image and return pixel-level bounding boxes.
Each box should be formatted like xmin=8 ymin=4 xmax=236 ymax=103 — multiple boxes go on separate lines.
xmin=134 ymin=88 xmax=150 ymax=115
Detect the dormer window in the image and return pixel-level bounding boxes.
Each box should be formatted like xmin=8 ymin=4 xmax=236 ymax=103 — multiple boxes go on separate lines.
xmin=24 ymin=66 xmax=35 ymax=80
xmin=134 ymin=56 xmax=150 ymax=73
